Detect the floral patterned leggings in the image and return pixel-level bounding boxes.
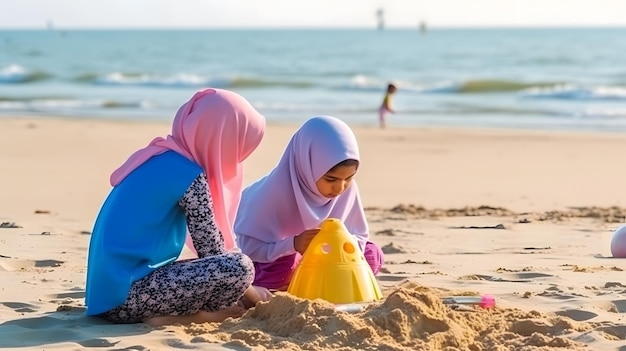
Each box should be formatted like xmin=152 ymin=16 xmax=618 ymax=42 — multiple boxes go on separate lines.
xmin=100 ymin=174 xmax=254 ymax=323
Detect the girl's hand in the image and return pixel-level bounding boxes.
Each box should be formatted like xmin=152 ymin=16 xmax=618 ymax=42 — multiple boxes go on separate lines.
xmin=294 ymin=229 xmax=319 ymax=254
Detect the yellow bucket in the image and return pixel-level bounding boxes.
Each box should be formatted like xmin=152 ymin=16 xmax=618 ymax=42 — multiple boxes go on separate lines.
xmin=287 ymin=218 xmax=383 ymax=304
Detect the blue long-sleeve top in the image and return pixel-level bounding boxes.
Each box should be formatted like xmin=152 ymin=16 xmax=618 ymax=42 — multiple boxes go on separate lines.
xmin=85 ymin=151 xmax=202 ymax=316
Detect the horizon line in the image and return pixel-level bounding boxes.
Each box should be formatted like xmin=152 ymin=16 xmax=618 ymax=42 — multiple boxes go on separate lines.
xmin=1 ymin=24 xmax=626 ymax=31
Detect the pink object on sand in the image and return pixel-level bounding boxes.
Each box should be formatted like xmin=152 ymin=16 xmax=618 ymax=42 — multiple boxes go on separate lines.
xmin=611 ymin=225 xmax=626 ymax=258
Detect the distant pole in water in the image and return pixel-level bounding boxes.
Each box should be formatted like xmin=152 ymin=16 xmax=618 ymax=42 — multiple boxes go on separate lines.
xmin=419 ymin=21 xmax=428 ymax=34
xmin=376 ymin=8 xmax=385 ymax=31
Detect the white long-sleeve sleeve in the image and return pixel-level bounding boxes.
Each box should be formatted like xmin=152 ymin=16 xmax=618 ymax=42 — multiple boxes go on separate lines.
xmin=237 ymin=233 xmax=297 ymax=263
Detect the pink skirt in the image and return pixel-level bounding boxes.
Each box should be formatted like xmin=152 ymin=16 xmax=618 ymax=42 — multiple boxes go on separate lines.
xmin=379 ymin=106 xmax=392 ymax=121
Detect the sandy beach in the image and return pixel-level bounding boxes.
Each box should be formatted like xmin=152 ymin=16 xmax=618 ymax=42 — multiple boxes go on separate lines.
xmin=1 ymin=116 xmax=626 ymax=350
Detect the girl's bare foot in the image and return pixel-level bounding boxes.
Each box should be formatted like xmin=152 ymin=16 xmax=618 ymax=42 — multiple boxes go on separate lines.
xmin=143 ymin=306 xmax=246 ymax=327
xmin=241 ymin=285 xmax=273 ymax=309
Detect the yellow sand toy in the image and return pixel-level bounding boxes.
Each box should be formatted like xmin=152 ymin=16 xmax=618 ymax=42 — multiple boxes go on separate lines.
xmin=287 ymin=218 xmax=383 ymax=305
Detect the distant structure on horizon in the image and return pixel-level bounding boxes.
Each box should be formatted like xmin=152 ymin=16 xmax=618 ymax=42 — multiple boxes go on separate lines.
xmin=419 ymin=21 xmax=428 ymax=34
xmin=376 ymin=8 xmax=385 ymax=30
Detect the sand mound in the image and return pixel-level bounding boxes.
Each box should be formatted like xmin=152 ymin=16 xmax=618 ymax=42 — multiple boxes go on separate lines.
xmin=372 ymin=204 xmax=626 ymax=223
xmin=182 ymin=281 xmax=590 ymax=351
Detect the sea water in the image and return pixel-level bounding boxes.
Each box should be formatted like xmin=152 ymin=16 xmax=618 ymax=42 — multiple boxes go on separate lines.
xmin=1 ymin=28 xmax=626 ymax=132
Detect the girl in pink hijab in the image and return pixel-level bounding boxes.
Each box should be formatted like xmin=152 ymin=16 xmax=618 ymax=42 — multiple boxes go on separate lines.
xmin=235 ymin=115 xmax=384 ymax=291
xmin=86 ymin=88 xmax=271 ymax=326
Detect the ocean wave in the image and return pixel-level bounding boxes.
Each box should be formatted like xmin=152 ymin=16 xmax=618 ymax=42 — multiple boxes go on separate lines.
xmin=341 ymin=75 xmax=439 ymax=93
xmin=415 ymin=80 xmax=555 ymax=94
xmin=3 ymin=95 xmax=626 ymax=128
xmin=519 ymin=84 xmax=626 ymax=101
xmin=0 ymin=97 xmax=148 ymax=112
xmin=73 ymin=73 xmax=101 ymax=83
xmin=93 ymin=72 xmax=213 ymax=88
xmin=229 ymin=77 xmax=312 ymax=88
xmin=0 ymin=64 xmax=50 ymax=84
xmin=341 ymin=76 xmax=557 ymax=94
xmin=340 ymin=77 xmax=626 ymax=100
xmin=91 ymin=72 xmax=313 ymax=89
xmin=416 ymin=81 xmax=458 ymax=93
xmin=439 ymin=103 xmax=560 ymax=116
xmin=458 ymin=80 xmax=550 ymax=93
xmin=340 ymin=75 xmax=388 ymax=91
xmin=578 ymin=108 xmax=626 ymax=118
xmin=5 ymin=65 xmax=626 ymax=106
xmin=405 ymin=80 xmax=626 ymax=99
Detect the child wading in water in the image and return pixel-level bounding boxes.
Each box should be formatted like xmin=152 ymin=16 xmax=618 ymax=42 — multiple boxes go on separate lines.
xmin=234 ymin=115 xmax=384 ymax=291
xmin=379 ymin=83 xmax=397 ymax=129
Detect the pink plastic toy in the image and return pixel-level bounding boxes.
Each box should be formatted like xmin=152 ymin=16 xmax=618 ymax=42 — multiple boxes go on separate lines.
xmin=441 ymin=294 xmax=496 ymax=309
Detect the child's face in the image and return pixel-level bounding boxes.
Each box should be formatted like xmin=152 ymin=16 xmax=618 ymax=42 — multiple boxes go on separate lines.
xmin=315 ymin=164 xmax=358 ymax=198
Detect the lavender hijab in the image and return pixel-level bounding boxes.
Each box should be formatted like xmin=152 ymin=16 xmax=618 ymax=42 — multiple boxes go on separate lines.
xmin=235 ymin=116 xmax=369 ymax=263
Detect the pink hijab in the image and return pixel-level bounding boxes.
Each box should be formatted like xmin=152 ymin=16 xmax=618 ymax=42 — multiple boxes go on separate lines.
xmin=110 ymin=88 xmax=266 ymax=250
xmin=235 ymin=116 xmax=368 ymax=258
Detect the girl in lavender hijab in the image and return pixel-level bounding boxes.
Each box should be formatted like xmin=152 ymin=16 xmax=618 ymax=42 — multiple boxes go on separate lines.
xmin=234 ymin=115 xmax=384 ymax=291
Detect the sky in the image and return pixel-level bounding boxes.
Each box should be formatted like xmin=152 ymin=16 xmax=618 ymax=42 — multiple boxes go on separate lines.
xmin=1 ymin=0 xmax=626 ymax=29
